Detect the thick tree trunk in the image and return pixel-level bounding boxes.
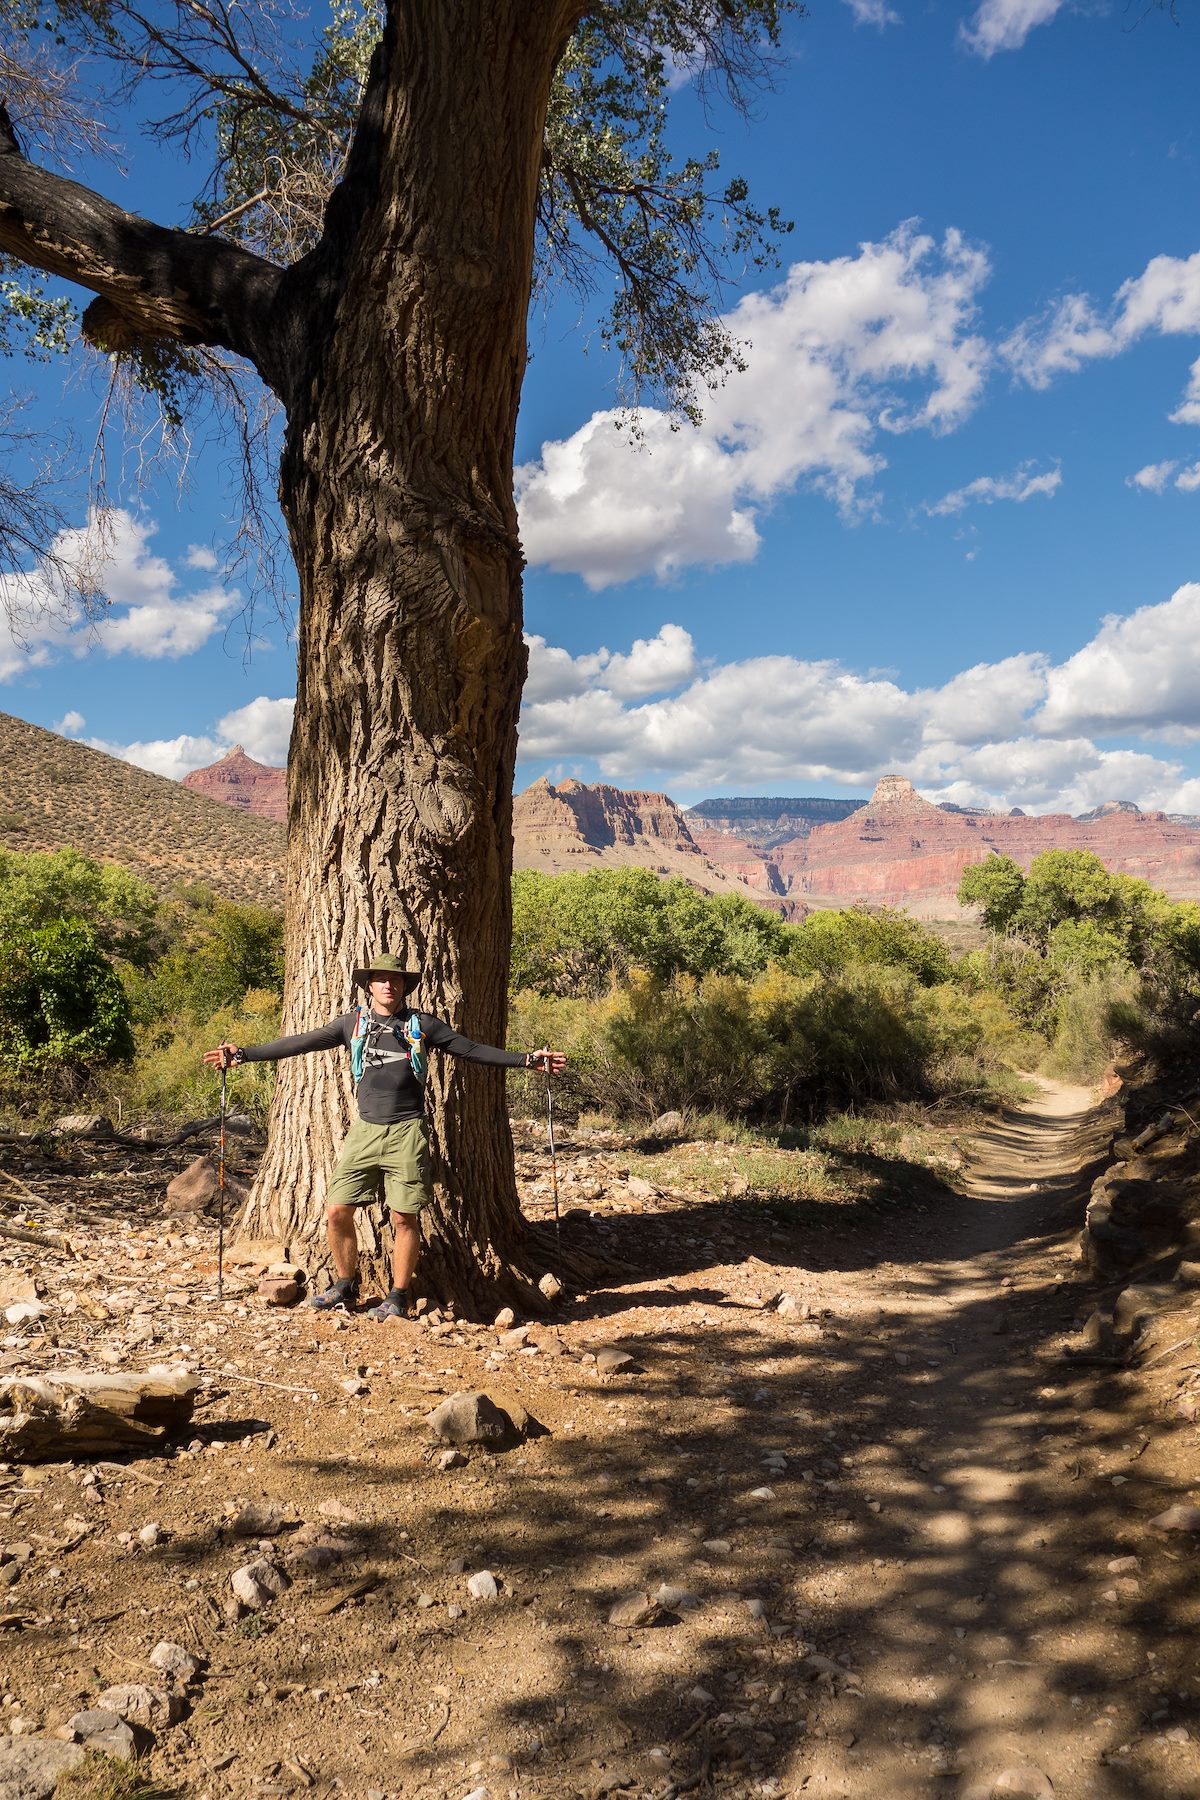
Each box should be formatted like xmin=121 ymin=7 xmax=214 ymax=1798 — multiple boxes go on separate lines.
xmin=237 ymin=1 xmax=586 ymax=1312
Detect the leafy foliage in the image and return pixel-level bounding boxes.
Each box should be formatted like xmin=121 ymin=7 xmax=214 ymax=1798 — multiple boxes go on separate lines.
xmin=0 ymin=846 xmax=162 ymax=967
xmin=0 ymin=0 xmax=800 ymax=443
xmin=511 ymin=867 xmax=791 ymax=995
xmin=0 ymin=916 xmax=134 ymax=1080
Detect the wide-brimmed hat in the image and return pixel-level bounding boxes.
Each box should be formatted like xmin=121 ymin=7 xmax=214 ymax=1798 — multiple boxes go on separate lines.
xmin=352 ymin=952 xmax=420 ymax=989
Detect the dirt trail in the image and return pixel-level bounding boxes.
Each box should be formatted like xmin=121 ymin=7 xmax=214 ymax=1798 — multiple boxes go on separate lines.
xmin=2 ymin=1082 xmax=1198 ymax=1800
xmin=782 ymin=1076 xmax=1197 ymax=1800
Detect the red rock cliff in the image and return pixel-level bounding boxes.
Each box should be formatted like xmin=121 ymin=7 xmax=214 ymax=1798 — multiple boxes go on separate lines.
xmin=181 ymin=746 xmax=287 ymax=824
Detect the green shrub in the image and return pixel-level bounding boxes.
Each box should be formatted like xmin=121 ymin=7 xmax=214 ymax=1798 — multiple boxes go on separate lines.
xmin=510 ymin=867 xmax=792 ymax=996
xmin=0 ymin=918 xmax=134 ymax=1085
xmin=1046 ymin=973 xmax=1141 ymax=1081
xmin=0 ymin=847 xmax=162 ymax=968
xmin=783 ymin=906 xmax=953 ymax=986
xmin=117 ymin=988 xmax=281 ymax=1125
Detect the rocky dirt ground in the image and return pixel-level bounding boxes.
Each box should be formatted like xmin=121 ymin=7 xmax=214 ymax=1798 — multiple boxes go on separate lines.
xmin=0 ymin=1084 xmax=1198 ymax=1800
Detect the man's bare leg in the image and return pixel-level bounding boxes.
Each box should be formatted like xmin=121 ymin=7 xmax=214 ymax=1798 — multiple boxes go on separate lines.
xmin=391 ymin=1212 xmax=420 ymax=1290
xmin=326 ymin=1204 xmax=359 ymax=1280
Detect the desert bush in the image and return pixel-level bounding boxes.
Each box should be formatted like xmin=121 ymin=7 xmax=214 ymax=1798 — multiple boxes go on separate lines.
xmin=510 ymin=867 xmax=792 ymax=996
xmin=784 ymin=906 xmax=953 ymax=986
xmin=115 ymin=987 xmax=282 ymax=1125
xmin=0 ymin=918 xmax=134 ymax=1087
xmin=1046 ymin=973 xmax=1141 ymax=1081
xmin=0 ymin=847 xmax=162 ymax=968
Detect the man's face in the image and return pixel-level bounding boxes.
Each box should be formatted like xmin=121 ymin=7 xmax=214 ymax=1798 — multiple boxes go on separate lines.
xmin=367 ymin=974 xmax=408 ymax=1014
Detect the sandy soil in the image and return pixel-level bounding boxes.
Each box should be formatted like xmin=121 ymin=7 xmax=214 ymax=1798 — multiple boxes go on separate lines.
xmin=1 ymin=1082 xmax=1198 ymax=1800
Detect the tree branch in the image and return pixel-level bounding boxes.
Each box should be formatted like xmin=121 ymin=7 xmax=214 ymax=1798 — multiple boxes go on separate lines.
xmin=0 ymin=103 xmax=292 ymax=395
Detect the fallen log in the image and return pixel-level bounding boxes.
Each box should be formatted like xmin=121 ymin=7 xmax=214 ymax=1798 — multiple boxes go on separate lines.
xmin=0 ymin=1365 xmax=200 ymax=1461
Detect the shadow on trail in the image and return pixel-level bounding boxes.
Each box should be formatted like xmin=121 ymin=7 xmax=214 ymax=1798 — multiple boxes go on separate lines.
xmin=214 ymin=1098 xmax=1194 ymax=1800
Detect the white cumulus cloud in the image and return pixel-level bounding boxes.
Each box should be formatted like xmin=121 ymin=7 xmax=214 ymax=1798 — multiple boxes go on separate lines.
xmin=1127 ymin=461 xmax=1179 ymax=493
xmin=841 ymin=0 xmax=900 ymax=27
xmin=1169 ymin=355 xmax=1200 ymax=425
xmin=515 ymin=582 xmax=1200 ymax=813
xmin=1004 ymin=249 xmax=1200 ymax=391
xmin=1176 ymin=462 xmax=1200 ymax=492
xmin=926 ymin=460 xmax=1061 ymax=515
xmin=217 ymin=696 xmax=295 ymax=765
xmin=960 ymin=0 xmax=1068 ymax=58
xmin=0 ymin=509 xmax=239 ymax=681
xmin=87 ymin=732 xmax=228 ymax=781
xmin=518 ymin=223 xmax=992 ymax=588
xmin=53 ymin=709 xmax=86 ymax=735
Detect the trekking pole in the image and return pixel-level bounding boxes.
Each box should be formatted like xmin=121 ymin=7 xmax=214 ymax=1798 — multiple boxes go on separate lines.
xmin=217 ymin=1056 xmax=228 ymax=1301
xmin=543 ymin=1063 xmax=561 ymax=1258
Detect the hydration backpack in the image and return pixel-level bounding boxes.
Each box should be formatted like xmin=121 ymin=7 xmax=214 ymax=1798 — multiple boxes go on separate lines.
xmin=350 ymin=1008 xmax=426 ymax=1085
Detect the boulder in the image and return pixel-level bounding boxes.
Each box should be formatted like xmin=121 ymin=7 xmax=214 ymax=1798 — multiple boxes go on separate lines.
xmin=427 ymin=1391 xmax=520 ymax=1447
xmin=164 ymin=1154 xmax=249 ymax=1218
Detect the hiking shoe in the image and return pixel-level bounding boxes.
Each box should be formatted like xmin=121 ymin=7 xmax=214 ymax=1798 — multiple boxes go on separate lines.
xmin=366 ymin=1288 xmax=411 ymax=1322
xmin=307 ymin=1275 xmax=360 ymax=1311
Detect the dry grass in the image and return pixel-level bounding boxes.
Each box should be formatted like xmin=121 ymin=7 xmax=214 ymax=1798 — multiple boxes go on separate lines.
xmin=57 ymin=1756 xmax=175 ymax=1800
xmin=0 ymin=711 xmax=283 ymax=905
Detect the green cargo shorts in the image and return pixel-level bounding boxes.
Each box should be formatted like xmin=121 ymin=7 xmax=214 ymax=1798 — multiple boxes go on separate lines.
xmin=326 ymin=1117 xmax=432 ymax=1216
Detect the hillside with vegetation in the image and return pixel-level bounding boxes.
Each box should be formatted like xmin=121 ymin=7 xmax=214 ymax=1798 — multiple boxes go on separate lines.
xmin=0 ymin=712 xmax=284 ymax=905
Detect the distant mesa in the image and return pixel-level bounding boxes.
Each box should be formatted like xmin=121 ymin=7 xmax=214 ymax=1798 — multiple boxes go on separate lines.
xmin=181 ymin=744 xmax=286 ymax=823
xmin=511 ymin=776 xmax=798 ymax=912
xmin=163 ymin=745 xmax=1200 ymax=921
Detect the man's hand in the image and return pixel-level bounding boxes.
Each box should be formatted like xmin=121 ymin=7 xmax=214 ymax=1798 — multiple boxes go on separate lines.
xmin=202 ymin=1041 xmax=242 ymax=1070
xmin=527 ymin=1047 xmax=566 ymax=1074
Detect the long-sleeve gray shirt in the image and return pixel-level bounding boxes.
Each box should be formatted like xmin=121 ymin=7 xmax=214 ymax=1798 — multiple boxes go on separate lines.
xmin=239 ymin=1009 xmax=527 ymax=1124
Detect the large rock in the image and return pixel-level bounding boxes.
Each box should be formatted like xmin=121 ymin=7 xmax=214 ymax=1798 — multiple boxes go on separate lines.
xmin=428 ymin=1391 xmax=523 ymax=1447
xmin=0 ymin=1738 xmax=85 ymax=1798
xmin=165 ymin=1155 xmax=250 ymax=1218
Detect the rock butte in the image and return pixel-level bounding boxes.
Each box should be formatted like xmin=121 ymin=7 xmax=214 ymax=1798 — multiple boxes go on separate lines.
xmin=181 ymin=744 xmax=287 ymax=824
xmin=181 ymin=752 xmax=1200 ymax=919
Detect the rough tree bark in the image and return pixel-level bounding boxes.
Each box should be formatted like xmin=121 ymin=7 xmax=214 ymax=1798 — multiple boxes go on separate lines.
xmin=0 ymin=0 xmax=593 ymax=1313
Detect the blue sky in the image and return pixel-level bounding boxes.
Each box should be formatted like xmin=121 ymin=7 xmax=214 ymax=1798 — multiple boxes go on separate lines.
xmin=4 ymin=0 xmax=1200 ymax=814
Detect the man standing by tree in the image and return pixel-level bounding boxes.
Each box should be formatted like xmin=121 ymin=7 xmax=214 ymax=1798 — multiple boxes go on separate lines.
xmin=204 ymin=953 xmax=564 ymax=1318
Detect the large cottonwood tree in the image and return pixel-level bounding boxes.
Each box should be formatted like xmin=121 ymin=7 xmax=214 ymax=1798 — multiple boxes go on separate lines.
xmin=0 ymin=0 xmax=793 ymax=1307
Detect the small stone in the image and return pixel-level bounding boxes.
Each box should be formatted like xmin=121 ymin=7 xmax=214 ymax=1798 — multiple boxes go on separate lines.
xmin=467 ymin=1569 xmax=498 ymax=1600
xmin=776 ymin=1295 xmax=802 ymax=1319
xmin=439 ymin=1448 xmax=467 ymax=1470
xmin=689 ymin=1686 xmax=715 ymax=1706
xmin=493 ymin=1308 xmax=515 ymax=1330
xmin=595 ymin=1348 xmax=636 ymax=1375
xmin=647 ymin=1111 xmax=684 ymax=1139
xmin=231 ymin=1502 xmax=290 ymax=1538
xmin=231 ymin=1556 xmax=291 ymax=1609
xmin=537 ymin=1272 xmax=563 ymax=1302
xmin=259 ymin=1277 xmax=302 ymax=1307
xmin=416 ymin=1592 xmax=434 ymax=1608
xmin=3 ymin=1302 xmax=46 ymax=1327
xmin=318 ymin=1499 xmax=357 ymax=1523
xmin=95 ymin=1684 xmax=184 ymax=1730
xmin=627 ymin=1176 xmax=655 ymax=1198
xmin=66 ymin=1709 xmax=124 ymax=1739
xmin=138 ymin=1522 xmax=163 ymax=1547
xmin=82 ymin=1722 xmax=141 ymax=1761
xmin=747 ymin=1487 xmax=775 ymax=1502
xmin=701 ymin=1539 xmax=732 ymax=1556
xmin=1149 ymin=1504 xmax=1200 ymax=1533
xmin=341 ymin=1377 xmax=367 ymax=1396
xmin=499 ymin=1327 xmax=529 ymax=1349
xmin=1106 ymin=1555 xmax=1139 ymax=1573
xmin=608 ymin=1591 xmax=656 ymax=1627
xmin=447 ymin=1603 xmax=464 ymax=1620
xmin=653 ymin=1583 xmax=700 ymax=1611
xmin=148 ymin=1641 xmax=202 ymax=1681
xmin=991 ymin=1766 xmax=1054 ymax=1798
